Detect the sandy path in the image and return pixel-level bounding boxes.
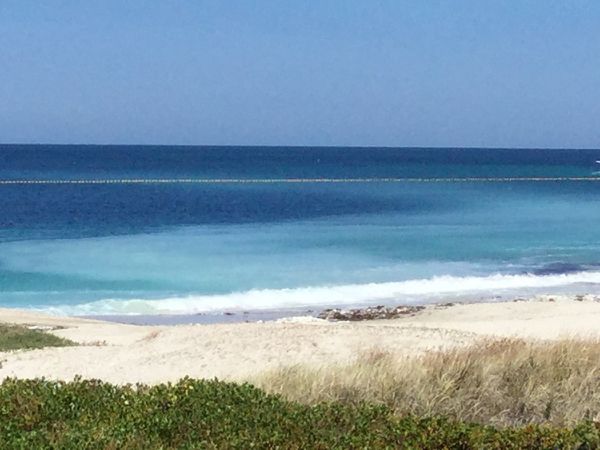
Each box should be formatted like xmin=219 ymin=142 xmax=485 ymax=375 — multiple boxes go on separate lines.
xmin=1 ymin=296 xmax=599 ymax=384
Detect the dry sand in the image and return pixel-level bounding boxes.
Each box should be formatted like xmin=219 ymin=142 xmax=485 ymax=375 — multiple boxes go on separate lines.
xmin=1 ymin=295 xmax=599 ymax=385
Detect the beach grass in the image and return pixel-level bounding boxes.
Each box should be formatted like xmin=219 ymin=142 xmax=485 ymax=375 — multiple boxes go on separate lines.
xmin=0 ymin=324 xmax=76 ymax=351
xmin=255 ymin=338 xmax=600 ymax=427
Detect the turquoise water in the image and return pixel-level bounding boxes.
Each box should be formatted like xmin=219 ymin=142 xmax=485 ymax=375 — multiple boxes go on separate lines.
xmin=1 ymin=146 xmax=599 ymax=314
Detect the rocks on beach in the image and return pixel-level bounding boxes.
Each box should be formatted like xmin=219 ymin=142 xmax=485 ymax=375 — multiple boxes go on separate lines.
xmin=317 ymin=305 xmax=426 ymax=321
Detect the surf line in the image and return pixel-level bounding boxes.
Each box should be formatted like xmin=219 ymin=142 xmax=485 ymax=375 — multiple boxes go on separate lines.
xmin=0 ymin=177 xmax=600 ymax=185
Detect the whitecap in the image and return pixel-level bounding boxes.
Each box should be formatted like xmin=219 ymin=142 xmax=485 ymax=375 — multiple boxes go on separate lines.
xmin=41 ymin=270 xmax=600 ymax=316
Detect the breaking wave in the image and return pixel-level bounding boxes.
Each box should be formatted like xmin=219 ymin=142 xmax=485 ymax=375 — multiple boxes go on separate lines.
xmin=42 ymin=270 xmax=600 ymax=316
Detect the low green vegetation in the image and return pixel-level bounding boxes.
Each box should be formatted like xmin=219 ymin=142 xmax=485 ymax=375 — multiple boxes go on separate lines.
xmin=0 ymin=324 xmax=76 ymax=351
xmin=0 ymin=377 xmax=599 ymax=449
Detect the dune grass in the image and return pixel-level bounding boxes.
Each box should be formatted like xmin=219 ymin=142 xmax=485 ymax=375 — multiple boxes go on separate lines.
xmin=0 ymin=324 xmax=76 ymax=351
xmin=255 ymin=338 xmax=600 ymax=427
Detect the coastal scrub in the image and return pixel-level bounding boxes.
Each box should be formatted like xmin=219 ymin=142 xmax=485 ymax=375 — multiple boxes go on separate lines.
xmin=0 ymin=377 xmax=598 ymax=449
xmin=0 ymin=324 xmax=76 ymax=351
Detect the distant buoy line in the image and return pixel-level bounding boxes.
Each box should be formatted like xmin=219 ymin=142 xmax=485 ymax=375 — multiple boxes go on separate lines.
xmin=0 ymin=177 xmax=600 ymax=185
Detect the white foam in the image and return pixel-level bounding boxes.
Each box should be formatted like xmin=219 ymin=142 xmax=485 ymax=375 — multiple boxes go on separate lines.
xmin=41 ymin=270 xmax=600 ymax=316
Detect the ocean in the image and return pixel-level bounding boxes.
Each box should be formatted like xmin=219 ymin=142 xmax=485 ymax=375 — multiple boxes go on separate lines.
xmin=1 ymin=145 xmax=600 ymax=317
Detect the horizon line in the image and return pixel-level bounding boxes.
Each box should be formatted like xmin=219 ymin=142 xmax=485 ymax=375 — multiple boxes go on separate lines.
xmin=2 ymin=177 xmax=600 ymax=186
xmin=1 ymin=143 xmax=599 ymax=151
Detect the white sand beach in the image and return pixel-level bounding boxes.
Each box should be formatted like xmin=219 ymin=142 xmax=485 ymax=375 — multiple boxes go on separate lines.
xmin=1 ymin=295 xmax=599 ymax=385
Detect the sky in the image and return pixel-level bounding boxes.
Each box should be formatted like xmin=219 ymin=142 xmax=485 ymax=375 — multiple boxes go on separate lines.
xmin=1 ymin=1 xmax=599 ymax=148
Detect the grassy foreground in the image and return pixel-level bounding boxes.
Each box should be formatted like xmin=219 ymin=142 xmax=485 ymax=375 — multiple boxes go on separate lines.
xmin=0 ymin=324 xmax=76 ymax=351
xmin=0 ymin=377 xmax=599 ymax=449
xmin=2 ymin=335 xmax=600 ymax=447
xmin=257 ymin=338 xmax=600 ymax=427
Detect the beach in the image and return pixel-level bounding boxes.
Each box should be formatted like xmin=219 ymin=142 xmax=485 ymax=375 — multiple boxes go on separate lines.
xmin=2 ymin=295 xmax=599 ymax=385
xmin=2 ymin=3 xmax=599 ymax=444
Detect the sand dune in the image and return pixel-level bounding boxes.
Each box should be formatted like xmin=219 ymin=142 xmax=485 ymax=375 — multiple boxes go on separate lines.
xmin=1 ymin=295 xmax=599 ymax=385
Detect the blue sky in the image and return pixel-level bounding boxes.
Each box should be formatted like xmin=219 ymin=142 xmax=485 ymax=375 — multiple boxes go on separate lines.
xmin=1 ymin=1 xmax=599 ymax=147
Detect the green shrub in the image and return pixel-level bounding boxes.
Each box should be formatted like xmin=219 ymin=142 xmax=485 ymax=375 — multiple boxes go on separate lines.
xmin=0 ymin=377 xmax=598 ymax=449
xmin=0 ymin=324 xmax=76 ymax=351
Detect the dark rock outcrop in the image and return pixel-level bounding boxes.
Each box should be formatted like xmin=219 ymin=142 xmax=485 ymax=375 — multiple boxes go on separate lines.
xmin=317 ymin=305 xmax=425 ymax=321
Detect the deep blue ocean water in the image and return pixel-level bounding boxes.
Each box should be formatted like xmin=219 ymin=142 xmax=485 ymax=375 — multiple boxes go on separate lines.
xmin=1 ymin=145 xmax=600 ymax=315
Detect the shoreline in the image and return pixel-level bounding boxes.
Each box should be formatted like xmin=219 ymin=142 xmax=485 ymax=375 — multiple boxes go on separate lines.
xmin=28 ymin=278 xmax=600 ymax=324
xmin=2 ymin=294 xmax=600 ymax=384
xmin=79 ymin=291 xmax=598 ymax=325
xmin=83 ymin=307 xmax=319 ymax=326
